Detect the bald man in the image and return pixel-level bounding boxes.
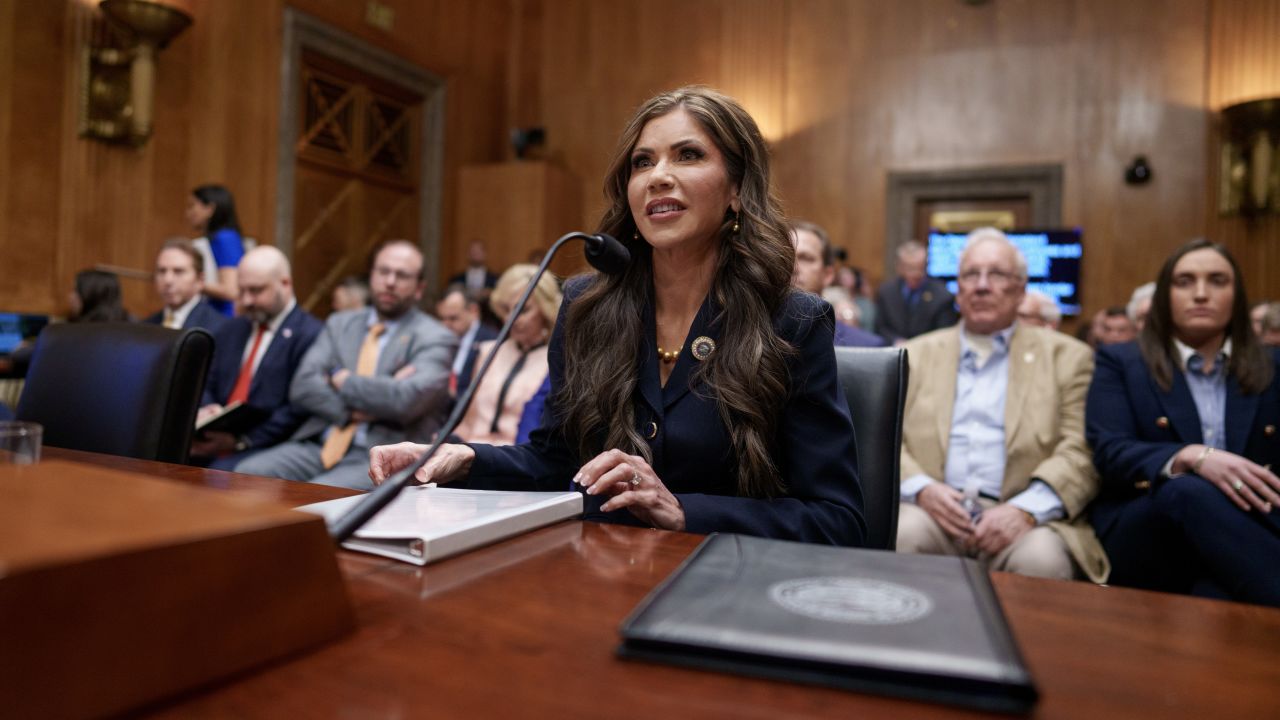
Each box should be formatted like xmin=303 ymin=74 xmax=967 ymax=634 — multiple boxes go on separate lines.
xmin=191 ymin=246 xmax=323 ymax=469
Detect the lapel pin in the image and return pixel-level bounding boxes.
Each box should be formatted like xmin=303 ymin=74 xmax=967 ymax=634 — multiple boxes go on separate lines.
xmin=1265 ymin=424 xmax=1276 ymax=437
xmin=1156 ymin=416 xmax=1170 ymax=429
xmin=691 ymin=336 xmax=716 ymax=362
xmin=282 ymin=328 xmax=292 ymax=339
xmin=923 ymin=291 xmax=933 ymax=302
xmin=1023 ymin=352 xmax=1034 ymax=364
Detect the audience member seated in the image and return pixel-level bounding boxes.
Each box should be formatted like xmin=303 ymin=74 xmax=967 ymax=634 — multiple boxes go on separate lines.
xmin=1128 ymin=281 xmax=1155 ymax=331
xmin=1095 ymin=306 xmax=1136 ymax=346
xmin=436 ymin=284 xmax=498 ymax=396
xmin=192 ymin=247 xmax=322 ymax=469
xmin=1260 ymin=302 xmax=1280 ymax=347
xmin=1251 ymin=300 xmax=1273 ymax=338
xmin=835 ymin=264 xmax=878 ymax=335
xmin=369 ymin=86 xmax=865 ymax=546
xmin=448 ymin=240 xmax=499 ymax=297
xmin=875 ymin=240 xmax=957 ymax=344
xmin=896 ymin=227 xmax=1107 ymax=582
xmin=187 ymin=184 xmax=246 ymax=316
xmin=142 ymin=238 xmax=227 ymax=334
xmin=68 ymin=270 xmax=131 ymax=323
xmin=236 ymin=239 xmax=456 ymax=490
xmin=789 ymin=219 xmax=884 ymax=347
xmin=1087 ymin=239 xmax=1280 ymax=607
xmin=452 ymin=264 xmax=561 ymax=445
xmin=1017 ymin=290 xmax=1062 ymax=330
xmin=331 ymin=275 xmax=370 ymax=312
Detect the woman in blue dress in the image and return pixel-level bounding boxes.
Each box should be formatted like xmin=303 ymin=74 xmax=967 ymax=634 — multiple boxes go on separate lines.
xmin=186 ymin=184 xmax=245 ymax=316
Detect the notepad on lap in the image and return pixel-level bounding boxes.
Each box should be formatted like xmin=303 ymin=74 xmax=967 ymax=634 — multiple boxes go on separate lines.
xmin=298 ymin=486 xmax=583 ymax=566
xmin=195 ymin=401 xmax=267 ymax=435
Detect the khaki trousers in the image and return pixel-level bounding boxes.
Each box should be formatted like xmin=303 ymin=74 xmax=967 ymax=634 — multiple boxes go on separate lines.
xmin=897 ymin=500 xmax=1077 ymax=581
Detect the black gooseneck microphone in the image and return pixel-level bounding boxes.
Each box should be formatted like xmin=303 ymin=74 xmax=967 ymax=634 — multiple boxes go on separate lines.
xmin=328 ymin=231 xmax=630 ymax=543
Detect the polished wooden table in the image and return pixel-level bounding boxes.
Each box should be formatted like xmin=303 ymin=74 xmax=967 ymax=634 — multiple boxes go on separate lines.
xmin=44 ymin=448 xmax=1280 ymax=719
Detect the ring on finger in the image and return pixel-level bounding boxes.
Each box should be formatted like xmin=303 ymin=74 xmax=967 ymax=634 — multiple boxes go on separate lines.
xmin=630 ymin=469 xmax=641 ymax=487
xmin=1233 ymin=479 xmax=1244 ymax=492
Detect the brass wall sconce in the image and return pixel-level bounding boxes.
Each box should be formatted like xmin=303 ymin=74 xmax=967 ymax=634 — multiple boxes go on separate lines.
xmin=1219 ymin=98 xmax=1280 ymax=216
xmin=80 ymin=0 xmax=192 ymax=146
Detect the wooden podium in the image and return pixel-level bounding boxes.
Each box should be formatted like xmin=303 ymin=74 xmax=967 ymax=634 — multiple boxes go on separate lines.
xmin=0 ymin=460 xmax=355 ymax=719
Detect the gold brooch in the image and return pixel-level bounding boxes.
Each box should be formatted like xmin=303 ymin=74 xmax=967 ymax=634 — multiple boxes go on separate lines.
xmin=691 ymin=336 xmax=716 ymax=361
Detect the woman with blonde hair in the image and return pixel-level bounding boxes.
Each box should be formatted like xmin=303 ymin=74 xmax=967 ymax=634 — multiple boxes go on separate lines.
xmin=451 ymin=264 xmax=561 ymax=445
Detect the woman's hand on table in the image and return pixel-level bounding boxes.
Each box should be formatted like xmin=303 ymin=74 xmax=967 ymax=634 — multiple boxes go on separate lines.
xmin=575 ymin=449 xmax=685 ymax=532
xmin=368 ymin=442 xmax=475 ymax=487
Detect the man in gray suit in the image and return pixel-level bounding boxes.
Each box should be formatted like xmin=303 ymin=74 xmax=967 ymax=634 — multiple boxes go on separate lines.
xmin=236 ymin=239 xmax=457 ymax=490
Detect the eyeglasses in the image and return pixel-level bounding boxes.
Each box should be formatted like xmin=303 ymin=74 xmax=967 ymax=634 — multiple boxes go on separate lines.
xmin=957 ymin=268 xmax=1019 ymax=288
xmin=372 ymin=266 xmax=419 ymax=284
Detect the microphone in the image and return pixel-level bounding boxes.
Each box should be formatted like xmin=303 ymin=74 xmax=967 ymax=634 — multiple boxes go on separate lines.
xmin=327 ymin=231 xmax=630 ymax=543
xmin=583 ymin=233 xmax=630 ymax=275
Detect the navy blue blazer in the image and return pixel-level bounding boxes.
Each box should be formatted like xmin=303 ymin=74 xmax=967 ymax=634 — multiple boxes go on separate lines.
xmin=467 ymin=278 xmax=866 ymax=547
xmin=201 ymin=305 xmax=323 ymax=449
xmin=834 ymin=322 xmax=885 ymax=348
xmin=144 ymin=298 xmax=229 ymax=334
xmin=1086 ymin=342 xmax=1280 ymax=533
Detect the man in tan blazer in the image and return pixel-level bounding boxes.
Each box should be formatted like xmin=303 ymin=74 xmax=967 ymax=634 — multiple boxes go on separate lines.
xmin=898 ymin=228 xmax=1108 ymax=583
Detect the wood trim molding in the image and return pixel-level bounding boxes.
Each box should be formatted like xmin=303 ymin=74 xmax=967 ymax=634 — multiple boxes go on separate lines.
xmin=276 ymin=9 xmax=446 ymax=286
xmin=883 ymin=164 xmax=1063 ymax=278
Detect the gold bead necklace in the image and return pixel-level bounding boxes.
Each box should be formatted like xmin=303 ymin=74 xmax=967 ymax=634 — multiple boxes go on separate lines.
xmin=657 ymin=344 xmax=681 ymax=364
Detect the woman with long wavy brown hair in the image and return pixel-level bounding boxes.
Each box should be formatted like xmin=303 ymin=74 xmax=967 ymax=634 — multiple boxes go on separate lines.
xmin=370 ymin=86 xmax=865 ymax=545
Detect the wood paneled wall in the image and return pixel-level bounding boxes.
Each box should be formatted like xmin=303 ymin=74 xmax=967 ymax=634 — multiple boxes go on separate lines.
xmin=1206 ymin=0 xmax=1280 ymax=302
xmin=0 ymin=0 xmax=509 ymax=317
xmin=4 ymin=0 xmax=1279 ymax=319
xmin=517 ymin=0 xmax=1218 ymax=321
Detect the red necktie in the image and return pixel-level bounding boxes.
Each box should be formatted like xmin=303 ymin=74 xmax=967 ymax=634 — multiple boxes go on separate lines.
xmin=227 ymin=324 xmax=267 ymax=405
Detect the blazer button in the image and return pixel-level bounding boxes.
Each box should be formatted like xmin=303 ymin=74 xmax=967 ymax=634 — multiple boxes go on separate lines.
xmin=646 ymin=421 xmax=658 ymax=440
xmin=1155 ymin=416 xmax=1169 ymax=429
xmin=1266 ymin=424 xmax=1276 ymax=437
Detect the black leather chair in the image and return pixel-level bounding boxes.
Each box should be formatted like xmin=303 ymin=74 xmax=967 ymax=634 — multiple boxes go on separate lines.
xmin=834 ymin=346 xmax=908 ymax=550
xmin=16 ymin=322 xmax=213 ymax=464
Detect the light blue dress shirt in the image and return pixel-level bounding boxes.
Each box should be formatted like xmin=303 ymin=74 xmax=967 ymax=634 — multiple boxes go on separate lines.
xmin=1161 ymin=338 xmax=1230 ymax=476
xmin=901 ymin=325 xmax=1066 ymax=524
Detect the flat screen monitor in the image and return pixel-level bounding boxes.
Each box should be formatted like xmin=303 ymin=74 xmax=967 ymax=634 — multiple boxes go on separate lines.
xmin=926 ymin=228 xmax=1083 ymax=316
xmin=0 ymin=313 xmax=49 ymax=354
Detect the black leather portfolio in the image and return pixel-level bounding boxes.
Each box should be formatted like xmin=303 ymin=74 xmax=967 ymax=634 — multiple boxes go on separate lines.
xmin=618 ymin=534 xmax=1038 ymax=714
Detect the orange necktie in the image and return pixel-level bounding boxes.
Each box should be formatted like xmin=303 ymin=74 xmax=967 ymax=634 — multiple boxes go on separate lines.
xmin=319 ymin=322 xmax=385 ymax=469
xmin=226 ymin=323 xmax=268 ymax=406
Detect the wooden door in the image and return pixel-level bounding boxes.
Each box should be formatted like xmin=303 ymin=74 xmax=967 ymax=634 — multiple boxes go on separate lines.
xmin=292 ymin=51 xmax=423 ymax=317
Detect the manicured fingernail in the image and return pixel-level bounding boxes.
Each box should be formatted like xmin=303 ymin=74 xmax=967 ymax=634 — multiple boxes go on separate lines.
xmin=572 ymin=472 xmax=583 ymax=485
